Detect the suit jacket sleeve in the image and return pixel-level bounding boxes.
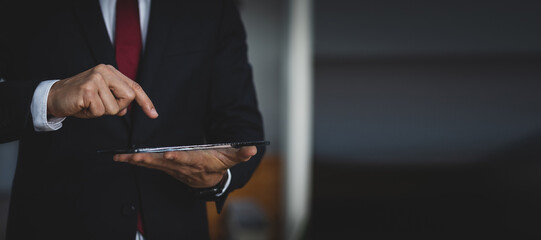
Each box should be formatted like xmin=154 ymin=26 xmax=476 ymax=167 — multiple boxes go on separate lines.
xmin=0 ymin=3 xmax=40 ymax=143
xmin=204 ymin=0 xmax=266 ymax=211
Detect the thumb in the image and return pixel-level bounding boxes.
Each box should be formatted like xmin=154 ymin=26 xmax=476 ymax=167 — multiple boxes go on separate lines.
xmin=236 ymin=146 xmax=257 ymax=162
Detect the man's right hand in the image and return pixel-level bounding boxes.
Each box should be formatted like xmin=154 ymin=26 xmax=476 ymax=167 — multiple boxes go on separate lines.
xmin=47 ymin=64 xmax=158 ymax=119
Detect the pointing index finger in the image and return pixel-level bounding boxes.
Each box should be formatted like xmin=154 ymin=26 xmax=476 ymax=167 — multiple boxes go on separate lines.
xmin=130 ymin=81 xmax=159 ymax=119
xmin=108 ymin=65 xmax=159 ymax=119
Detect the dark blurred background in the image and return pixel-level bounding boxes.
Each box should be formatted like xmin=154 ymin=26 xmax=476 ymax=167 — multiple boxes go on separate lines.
xmin=310 ymin=0 xmax=541 ymax=238
xmin=2 ymin=0 xmax=541 ymax=239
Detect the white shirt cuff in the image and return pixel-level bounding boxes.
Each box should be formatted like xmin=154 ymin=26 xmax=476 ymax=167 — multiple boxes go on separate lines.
xmin=31 ymin=80 xmax=66 ymax=132
xmin=216 ymin=169 xmax=232 ymax=197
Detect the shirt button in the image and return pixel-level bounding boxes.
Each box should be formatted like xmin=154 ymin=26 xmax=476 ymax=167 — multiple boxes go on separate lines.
xmin=122 ymin=204 xmax=136 ymax=216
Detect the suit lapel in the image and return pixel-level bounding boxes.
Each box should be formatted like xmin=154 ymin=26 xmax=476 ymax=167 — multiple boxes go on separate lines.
xmin=74 ymin=0 xmax=116 ymax=67
xmin=131 ymin=0 xmax=177 ymax=140
xmin=74 ymin=0 xmax=134 ymax=127
xmin=136 ymin=0 xmax=175 ymax=91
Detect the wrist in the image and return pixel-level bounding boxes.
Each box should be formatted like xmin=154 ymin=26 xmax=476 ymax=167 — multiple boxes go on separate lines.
xmin=192 ymin=170 xmax=230 ymax=200
xmin=206 ymin=171 xmax=228 ymax=190
xmin=46 ymin=81 xmax=59 ymax=116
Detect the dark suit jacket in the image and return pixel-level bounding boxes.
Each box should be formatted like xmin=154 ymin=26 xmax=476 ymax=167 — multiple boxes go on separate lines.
xmin=0 ymin=0 xmax=265 ymax=239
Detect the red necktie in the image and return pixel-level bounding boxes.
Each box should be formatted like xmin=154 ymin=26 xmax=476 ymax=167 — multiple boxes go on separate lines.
xmin=115 ymin=0 xmax=144 ymax=235
xmin=115 ymin=0 xmax=142 ymax=80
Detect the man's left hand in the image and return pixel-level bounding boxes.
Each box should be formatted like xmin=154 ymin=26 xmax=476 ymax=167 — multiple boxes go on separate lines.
xmin=113 ymin=146 xmax=257 ymax=188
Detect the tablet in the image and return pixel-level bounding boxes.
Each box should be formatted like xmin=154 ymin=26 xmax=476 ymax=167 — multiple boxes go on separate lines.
xmin=97 ymin=140 xmax=270 ymax=154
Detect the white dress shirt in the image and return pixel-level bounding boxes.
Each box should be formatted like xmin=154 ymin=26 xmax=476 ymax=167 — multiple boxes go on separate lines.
xmin=29 ymin=1 xmax=231 ymax=238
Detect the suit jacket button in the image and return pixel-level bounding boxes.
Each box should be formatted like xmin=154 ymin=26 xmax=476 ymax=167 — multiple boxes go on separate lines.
xmin=123 ymin=204 xmax=136 ymax=216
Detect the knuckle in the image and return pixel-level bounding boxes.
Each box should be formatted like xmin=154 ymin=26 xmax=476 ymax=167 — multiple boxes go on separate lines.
xmin=132 ymin=155 xmax=144 ymax=162
xmin=94 ymin=64 xmax=107 ymax=72
xmin=125 ymin=89 xmax=136 ymax=100
xmin=107 ymin=65 xmax=119 ymax=74
xmin=164 ymin=152 xmax=175 ymax=160
xmin=89 ymin=72 xmax=104 ymax=83
xmin=107 ymin=106 xmax=120 ymax=115
xmin=165 ymin=152 xmax=183 ymax=161
xmin=111 ymin=102 xmax=120 ymax=111
xmin=81 ymin=85 xmax=95 ymax=96
xmin=106 ymin=64 xmax=116 ymax=71
xmin=131 ymin=81 xmax=142 ymax=91
xmin=77 ymin=97 xmax=86 ymax=107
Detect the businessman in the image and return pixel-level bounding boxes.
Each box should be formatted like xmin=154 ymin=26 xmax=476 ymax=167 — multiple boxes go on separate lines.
xmin=0 ymin=0 xmax=265 ymax=239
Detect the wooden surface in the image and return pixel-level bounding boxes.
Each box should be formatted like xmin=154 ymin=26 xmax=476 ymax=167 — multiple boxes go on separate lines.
xmin=207 ymin=155 xmax=282 ymax=240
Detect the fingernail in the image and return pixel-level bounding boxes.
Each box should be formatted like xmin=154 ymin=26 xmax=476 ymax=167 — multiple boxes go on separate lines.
xmin=151 ymin=107 xmax=158 ymax=117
